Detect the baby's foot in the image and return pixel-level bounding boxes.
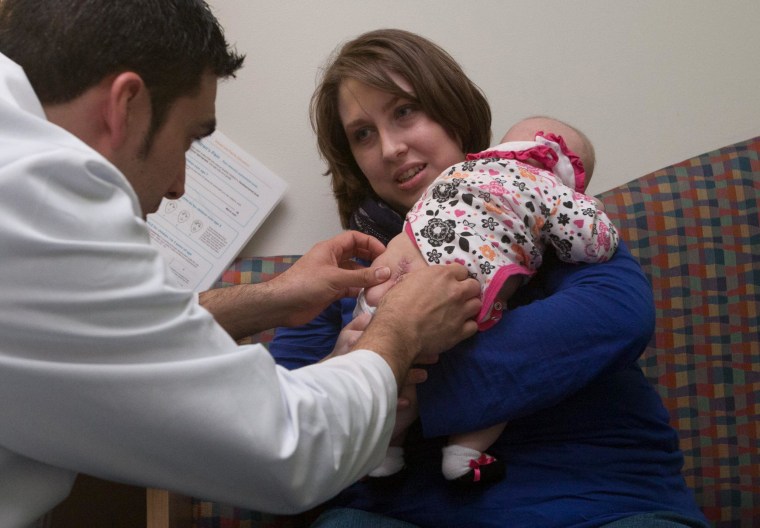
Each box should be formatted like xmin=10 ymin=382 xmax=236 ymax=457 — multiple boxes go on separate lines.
xmin=454 ymin=454 xmax=505 ymax=485
xmin=442 ymin=445 xmax=505 ymax=485
xmin=368 ymin=446 xmax=405 ymax=477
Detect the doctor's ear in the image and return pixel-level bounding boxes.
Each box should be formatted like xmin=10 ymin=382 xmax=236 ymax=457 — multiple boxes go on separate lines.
xmin=103 ymin=71 xmax=151 ymax=151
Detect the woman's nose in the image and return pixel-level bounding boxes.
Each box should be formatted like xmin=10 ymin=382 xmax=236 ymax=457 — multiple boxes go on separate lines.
xmin=380 ymin=129 xmax=408 ymax=160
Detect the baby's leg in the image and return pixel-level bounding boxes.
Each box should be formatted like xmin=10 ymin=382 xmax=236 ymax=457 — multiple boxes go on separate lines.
xmin=480 ymin=272 xmax=524 ymax=328
xmin=442 ymin=422 xmax=507 ymax=484
xmin=368 ymin=439 xmax=407 ymax=477
xmin=498 ymin=275 xmax=522 ymax=303
xmin=368 ymin=382 xmax=418 ymax=477
xmin=449 ymin=422 xmax=506 ymax=452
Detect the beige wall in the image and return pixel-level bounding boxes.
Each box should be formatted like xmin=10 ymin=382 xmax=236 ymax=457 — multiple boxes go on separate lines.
xmin=208 ymin=0 xmax=760 ymax=257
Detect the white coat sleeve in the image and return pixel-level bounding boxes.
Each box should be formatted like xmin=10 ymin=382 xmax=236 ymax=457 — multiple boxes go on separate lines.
xmin=0 ymin=135 xmax=397 ymax=519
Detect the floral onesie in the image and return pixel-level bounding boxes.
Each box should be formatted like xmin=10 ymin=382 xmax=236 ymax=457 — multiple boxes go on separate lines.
xmin=404 ymin=133 xmax=618 ymax=330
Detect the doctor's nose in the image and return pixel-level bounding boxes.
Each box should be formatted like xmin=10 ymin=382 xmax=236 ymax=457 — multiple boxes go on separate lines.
xmin=164 ymin=169 xmax=186 ymax=200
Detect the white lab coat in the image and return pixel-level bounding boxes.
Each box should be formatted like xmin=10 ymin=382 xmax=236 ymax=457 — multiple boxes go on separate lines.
xmin=0 ymin=52 xmax=395 ymax=528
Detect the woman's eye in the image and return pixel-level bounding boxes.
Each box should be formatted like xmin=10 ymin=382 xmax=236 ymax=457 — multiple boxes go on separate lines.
xmin=395 ymin=104 xmax=416 ymax=119
xmin=353 ymin=128 xmax=372 ymax=143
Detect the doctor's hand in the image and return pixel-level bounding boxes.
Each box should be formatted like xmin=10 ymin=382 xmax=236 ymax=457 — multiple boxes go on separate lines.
xmin=199 ymin=231 xmax=390 ymax=339
xmin=274 ymin=231 xmax=392 ymax=327
xmin=353 ymin=264 xmax=481 ymax=388
xmin=377 ymin=264 xmax=481 ymax=356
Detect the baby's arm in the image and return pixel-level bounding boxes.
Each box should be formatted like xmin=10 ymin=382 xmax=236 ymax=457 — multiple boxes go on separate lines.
xmin=363 ymin=232 xmax=428 ymax=308
xmin=546 ymin=188 xmax=619 ymax=263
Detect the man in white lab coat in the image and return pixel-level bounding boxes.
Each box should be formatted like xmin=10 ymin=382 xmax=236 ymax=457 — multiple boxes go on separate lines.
xmin=0 ymin=1 xmax=481 ymax=526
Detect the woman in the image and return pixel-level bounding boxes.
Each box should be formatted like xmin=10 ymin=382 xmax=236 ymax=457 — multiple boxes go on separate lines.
xmin=270 ymin=29 xmax=709 ymax=528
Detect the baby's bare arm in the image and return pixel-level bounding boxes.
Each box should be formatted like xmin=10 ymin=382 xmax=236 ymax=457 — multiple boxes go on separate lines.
xmin=364 ymin=232 xmax=427 ymax=307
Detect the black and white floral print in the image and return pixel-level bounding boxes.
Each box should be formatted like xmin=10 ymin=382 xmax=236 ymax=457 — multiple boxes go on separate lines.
xmin=419 ymin=217 xmax=457 ymax=247
xmin=406 ymin=155 xmax=619 ymax=317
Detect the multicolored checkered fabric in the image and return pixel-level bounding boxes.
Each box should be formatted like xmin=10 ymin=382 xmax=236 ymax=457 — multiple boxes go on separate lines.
xmin=193 ymin=138 xmax=759 ymax=527
xmin=597 ymin=136 xmax=760 ymax=527
xmin=192 ymin=499 xmax=317 ymax=528
xmin=214 ymin=255 xmax=301 ymax=347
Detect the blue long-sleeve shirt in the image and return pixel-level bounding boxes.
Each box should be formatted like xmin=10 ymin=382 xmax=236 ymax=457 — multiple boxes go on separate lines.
xmin=270 ymin=242 xmax=708 ymax=528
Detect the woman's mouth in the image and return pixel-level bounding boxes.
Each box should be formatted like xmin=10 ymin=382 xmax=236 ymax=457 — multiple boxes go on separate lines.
xmin=397 ymin=164 xmax=425 ymax=184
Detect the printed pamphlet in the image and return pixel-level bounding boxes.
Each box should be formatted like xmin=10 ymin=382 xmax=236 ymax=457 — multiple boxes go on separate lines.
xmin=147 ymin=131 xmax=287 ymax=291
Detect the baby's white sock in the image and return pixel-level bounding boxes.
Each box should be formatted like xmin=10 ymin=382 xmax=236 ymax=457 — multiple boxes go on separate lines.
xmin=368 ymin=446 xmax=405 ymax=477
xmin=441 ymin=444 xmax=482 ymax=480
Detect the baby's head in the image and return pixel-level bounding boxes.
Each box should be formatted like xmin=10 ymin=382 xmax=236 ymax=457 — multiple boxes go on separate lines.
xmin=502 ymin=116 xmax=595 ymax=189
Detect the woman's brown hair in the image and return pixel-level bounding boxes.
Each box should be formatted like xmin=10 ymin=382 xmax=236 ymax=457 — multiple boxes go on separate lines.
xmin=310 ymin=28 xmax=492 ymax=227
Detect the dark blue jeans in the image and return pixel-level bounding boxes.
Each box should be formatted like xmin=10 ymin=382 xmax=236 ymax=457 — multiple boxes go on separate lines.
xmin=311 ymin=509 xmax=710 ymax=528
xmin=600 ymin=512 xmax=711 ymax=527
xmin=310 ymin=508 xmax=418 ymax=528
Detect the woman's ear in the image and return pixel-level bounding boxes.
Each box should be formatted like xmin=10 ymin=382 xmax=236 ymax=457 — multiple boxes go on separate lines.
xmin=103 ymin=71 xmax=150 ymax=152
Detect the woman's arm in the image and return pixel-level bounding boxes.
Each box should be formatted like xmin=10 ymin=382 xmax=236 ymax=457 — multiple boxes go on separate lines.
xmin=417 ymin=241 xmax=655 ymax=436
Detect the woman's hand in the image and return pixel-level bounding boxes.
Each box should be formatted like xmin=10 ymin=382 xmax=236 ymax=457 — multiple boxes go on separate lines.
xmin=392 ymin=383 xmax=419 ymax=444
xmin=391 ymin=353 xmax=437 ymax=443
xmin=322 ymin=313 xmax=372 ymax=361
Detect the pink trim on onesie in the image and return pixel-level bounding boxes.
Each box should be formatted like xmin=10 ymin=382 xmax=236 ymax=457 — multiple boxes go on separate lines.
xmin=468 ymin=132 xmax=587 ymax=193
xmin=403 ymin=222 xmax=532 ymax=330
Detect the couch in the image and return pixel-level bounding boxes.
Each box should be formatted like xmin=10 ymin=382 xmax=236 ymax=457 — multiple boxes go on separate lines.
xmin=193 ymin=136 xmax=760 ymax=527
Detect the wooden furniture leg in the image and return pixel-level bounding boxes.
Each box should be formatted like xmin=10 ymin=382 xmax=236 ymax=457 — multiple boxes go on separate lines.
xmin=147 ymin=488 xmax=193 ymax=528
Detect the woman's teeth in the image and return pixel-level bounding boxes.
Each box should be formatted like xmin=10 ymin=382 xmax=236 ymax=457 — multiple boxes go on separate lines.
xmin=398 ymin=165 xmax=424 ymax=183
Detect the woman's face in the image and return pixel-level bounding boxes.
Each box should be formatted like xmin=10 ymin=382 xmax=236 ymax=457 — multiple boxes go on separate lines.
xmin=338 ymin=74 xmax=464 ymax=214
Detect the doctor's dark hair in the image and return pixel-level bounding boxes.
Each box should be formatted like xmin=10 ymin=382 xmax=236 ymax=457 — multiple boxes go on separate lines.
xmin=0 ymin=0 xmax=244 ymax=148
xmin=311 ymin=28 xmax=492 ymax=228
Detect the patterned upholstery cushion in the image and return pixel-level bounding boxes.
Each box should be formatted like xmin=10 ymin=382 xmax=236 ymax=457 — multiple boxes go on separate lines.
xmin=597 ymin=136 xmax=760 ymax=527
xmin=215 ymin=255 xmax=301 ymax=347
xmin=193 ymin=138 xmax=760 ymax=527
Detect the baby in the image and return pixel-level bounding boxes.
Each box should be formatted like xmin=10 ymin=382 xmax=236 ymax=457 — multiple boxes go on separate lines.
xmin=357 ymin=116 xmax=619 ymax=484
